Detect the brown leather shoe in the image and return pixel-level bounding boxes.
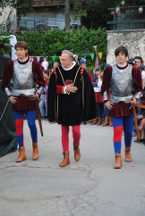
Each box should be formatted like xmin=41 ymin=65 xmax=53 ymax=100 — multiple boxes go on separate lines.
xmin=73 ymin=144 xmax=81 ymax=161
xmin=32 ymin=143 xmax=39 ymax=160
xmin=16 ymin=146 xmax=26 ymax=162
xmin=114 ymin=153 xmax=122 ymax=169
xmin=125 ymin=147 xmax=132 ymax=162
xmin=109 ymin=117 xmax=113 ymax=127
xmin=91 ymin=119 xmax=97 ymax=125
xmin=59 ymin=151 xmax=70 ymax=167
xmin=102 ymin=117 xmax=109 ymax=127
xmin=97 ymin=117 xmax=102 ymax=126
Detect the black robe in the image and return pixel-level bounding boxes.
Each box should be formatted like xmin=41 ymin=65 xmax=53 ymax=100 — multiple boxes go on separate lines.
xmin=48 ymin=64 xmax=96 ymax=126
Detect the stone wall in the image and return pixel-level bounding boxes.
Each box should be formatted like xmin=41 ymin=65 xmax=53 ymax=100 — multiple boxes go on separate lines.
xmin=107 ymin=29 xmax=145 ymax=65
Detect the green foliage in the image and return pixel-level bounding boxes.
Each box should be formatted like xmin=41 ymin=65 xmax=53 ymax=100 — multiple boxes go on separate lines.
xmin=0 ymin=24 xmax=11 ymax=56
xmin=73 ymin=0 xmax=87 ymax=21
xmin=16 ymin=28 xmax=107 ymax=71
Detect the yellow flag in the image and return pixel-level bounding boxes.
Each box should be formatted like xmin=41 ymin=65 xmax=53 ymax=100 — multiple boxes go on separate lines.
xmin=59 ymin=56 xmax=61 ymax=61
xmin=98 ymin=52 xmax=102 ymax=60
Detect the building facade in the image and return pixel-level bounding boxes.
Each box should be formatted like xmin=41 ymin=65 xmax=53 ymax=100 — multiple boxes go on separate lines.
xmin=18 ymin=0 xmax=81 ymax=31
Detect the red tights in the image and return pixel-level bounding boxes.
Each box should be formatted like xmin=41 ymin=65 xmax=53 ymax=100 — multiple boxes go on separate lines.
xmin=61 ymin=125 xmax=81 ymax=152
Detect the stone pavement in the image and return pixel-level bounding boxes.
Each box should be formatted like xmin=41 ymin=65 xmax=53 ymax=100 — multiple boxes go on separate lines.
xmin=0 ymin=120 xmax=145 ymax=216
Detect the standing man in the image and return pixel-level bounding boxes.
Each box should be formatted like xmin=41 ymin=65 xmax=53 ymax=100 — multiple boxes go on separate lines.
xmin=48 ymin=50 xmax=96 ymax=167
xmin=2 ymin=41 xmax=45 ymax=162
xmin=101 ymin=46 xmax=142 ymax=169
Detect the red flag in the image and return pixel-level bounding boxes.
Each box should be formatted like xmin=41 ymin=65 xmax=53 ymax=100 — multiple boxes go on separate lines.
xmin=95 ymin=55 xmax=99 ymax=69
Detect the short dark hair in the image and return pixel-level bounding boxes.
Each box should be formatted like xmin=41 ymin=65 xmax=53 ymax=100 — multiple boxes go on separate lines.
xmin=15 ymin=41 xmax=28 ymax=50
xmin=134 ymin=56 xmax=143 ymax=63
xmin=115 ymin=46 xmax=128 ymax=57
xmin=44 ymin=69 xmax=50 ymax=76
xmin=15 ymin=41 xmax=28 ymax=56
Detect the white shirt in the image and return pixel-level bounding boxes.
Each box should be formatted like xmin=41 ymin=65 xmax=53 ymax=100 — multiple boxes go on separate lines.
xmin=94 ymin=79 xmax=102 ymax=92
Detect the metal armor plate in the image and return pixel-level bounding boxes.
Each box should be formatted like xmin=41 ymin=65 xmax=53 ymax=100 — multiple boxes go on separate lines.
xmin=110 ymin=64 xmax=133 ymax=103
xmin=12 ymin=59 xmax=35 ymax=96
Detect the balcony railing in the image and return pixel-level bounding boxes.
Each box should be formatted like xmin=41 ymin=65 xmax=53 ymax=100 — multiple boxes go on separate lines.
xmin=33 ymin=0 xmax=73 ymax=7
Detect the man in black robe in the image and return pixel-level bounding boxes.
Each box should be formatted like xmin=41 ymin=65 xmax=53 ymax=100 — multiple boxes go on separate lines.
xmin=48 ymin=50 xmax=96 ymax=167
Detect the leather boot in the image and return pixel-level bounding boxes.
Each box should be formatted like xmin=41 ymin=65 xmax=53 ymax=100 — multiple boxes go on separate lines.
xmin=97 ymin=117 xmax=102 ymax=126
xmin=90 ymin=119 xmax=97 ymax=125
xmin=102 ymin=117 xmax=109 ymax=127
xmin=59 ymin=151 xmax=70 ymax=167
xmin=16 ymin=146 xmax=26 ymax=162
xmin=32 ymin=142 xmax=39 ymax=160
xmin=109 ymin=117 xmax=113 ymax=127
xmin=114 ymin=153 xmax=122 ymax=169
xmin=125 ymin=147 xmax=132 ymax=162
xmin=73 ymin=144 xmax=81 ymax=161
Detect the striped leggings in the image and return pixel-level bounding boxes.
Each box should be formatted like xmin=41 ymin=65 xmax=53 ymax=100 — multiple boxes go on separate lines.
xmin=14 ymin=110 xmax=37 ymax=148
xmin=112 ymin=115 xmax=133 ymax=154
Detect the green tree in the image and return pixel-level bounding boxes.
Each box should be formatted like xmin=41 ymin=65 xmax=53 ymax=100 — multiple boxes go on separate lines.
xmin=73 ymin=0 xmax=87 ymax=22
xmin=64 ymin=0 xmax=87 ymax=30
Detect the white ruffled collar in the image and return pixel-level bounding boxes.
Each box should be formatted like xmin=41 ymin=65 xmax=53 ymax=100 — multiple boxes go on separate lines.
xmin=62 ymin=61 xmax=76 ymax=71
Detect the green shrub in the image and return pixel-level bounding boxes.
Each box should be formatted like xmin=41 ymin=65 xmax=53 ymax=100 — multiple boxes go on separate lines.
xmin=16 ymin=28 xmax=107 ymax=71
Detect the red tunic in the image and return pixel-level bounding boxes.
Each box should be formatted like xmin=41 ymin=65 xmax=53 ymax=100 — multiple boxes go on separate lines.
xmin=2 ymin=57 xmax=45 ymax=111
xmin=101 ymin=64 xmax=142 ymax=118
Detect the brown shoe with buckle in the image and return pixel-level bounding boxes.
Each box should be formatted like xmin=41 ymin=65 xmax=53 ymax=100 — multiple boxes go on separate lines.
xmin=114 ymin=153 xmax=122 ymax=169
xmin=32 ymin=142 xmax=39 ymax=160
xmin=16 ymin=146 xmax=26 ymax=162
xmin=59 ymin=151 xmax=70 ymax=167
xmin=125 ymin=147 xmax=132 ymax=162
xmin=73 ymin=144 xmax=81 ymax=161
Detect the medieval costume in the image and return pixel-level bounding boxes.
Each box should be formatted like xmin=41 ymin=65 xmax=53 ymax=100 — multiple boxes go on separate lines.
xmin=92 ymin=68 xmax=104 ymax=126
xmin=101 ymin=63 xmax=142 ymax=168
xmin=48 ymin=62 xmax=96 ymax=166
xmin=2 ymin=57 xmax=45 ymax=162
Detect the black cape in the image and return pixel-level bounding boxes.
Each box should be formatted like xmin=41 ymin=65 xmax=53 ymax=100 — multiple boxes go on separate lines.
xmin=48 ymin=64 xmax=96 ymax=126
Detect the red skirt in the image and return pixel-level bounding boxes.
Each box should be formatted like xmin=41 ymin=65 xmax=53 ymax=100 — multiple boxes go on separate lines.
xmin=95 ymin=92 xmax=103 ymax=103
